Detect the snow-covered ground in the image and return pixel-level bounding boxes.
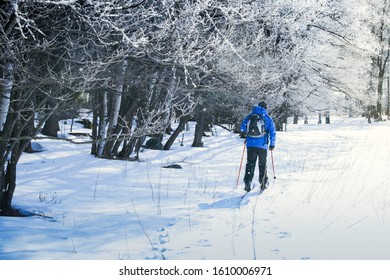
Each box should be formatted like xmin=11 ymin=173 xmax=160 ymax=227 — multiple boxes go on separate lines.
xmin=1 ymin=115 xmax=390 ymax=260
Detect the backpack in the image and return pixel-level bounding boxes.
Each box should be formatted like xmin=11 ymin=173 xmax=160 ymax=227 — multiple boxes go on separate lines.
xmin=246 ymin=114 xmax=266 ymax=138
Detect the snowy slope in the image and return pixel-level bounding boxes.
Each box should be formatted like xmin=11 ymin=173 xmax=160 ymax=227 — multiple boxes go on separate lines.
xmin=0 ymin=116 xmax=389 ymax=260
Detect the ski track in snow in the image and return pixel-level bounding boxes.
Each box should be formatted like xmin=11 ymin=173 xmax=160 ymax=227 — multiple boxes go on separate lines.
xmin=1 ymin=117 xmax=390 ymax=260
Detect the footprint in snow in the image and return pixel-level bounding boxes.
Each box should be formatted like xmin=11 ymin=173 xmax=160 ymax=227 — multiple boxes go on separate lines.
xmin=277 ymin=231 xmax=291 ymax=239
xmin=157 ymin=227 xmax=170 ymax=244
xmin=159 ymin=233 xmax=170 ymax=244
xmin=198 ymin=239 xmax=211 ymax=247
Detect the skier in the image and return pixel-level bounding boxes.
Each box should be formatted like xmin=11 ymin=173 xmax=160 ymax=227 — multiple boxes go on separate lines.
xmin=240 ymin=101 xmax=276 ymax=192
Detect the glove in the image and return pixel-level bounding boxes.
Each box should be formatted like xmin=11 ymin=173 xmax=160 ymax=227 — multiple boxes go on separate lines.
xmin=269 ymin=145 xmax=275 ymax=150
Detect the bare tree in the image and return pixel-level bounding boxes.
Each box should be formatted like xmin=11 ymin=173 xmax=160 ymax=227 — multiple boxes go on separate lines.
xmin=367 ymin=0 xmax=390 ymax=119
xmin=0 ymin=1 xmax=107 ymax=215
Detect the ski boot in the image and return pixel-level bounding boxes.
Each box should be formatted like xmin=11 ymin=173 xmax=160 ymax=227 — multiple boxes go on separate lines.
xmin=244 ymin=181 xmax=251 ymax=192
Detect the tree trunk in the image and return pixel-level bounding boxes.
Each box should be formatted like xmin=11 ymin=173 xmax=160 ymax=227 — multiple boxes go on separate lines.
xmin=0 ymin=157 xmax=19 ymax=216
xmin=325 ymin=111 xmax=330 ymax=124
xmin=293 ymin=112 xmax=298 ymax=124
xmin=134 ymin=136 xmax=146 ymax=160
xmin=192 ymin=109 xmax=206 ymax=147
xmin=104 ymin=95 xmax=139 ymax=158
xmin=0 ymin=91 xmax=34 ymax=216
xmin=41 ymin=113 xmax=60 ymax=137
xmin=108 ymin=60 xmax=127 ymax=133
xmin=0 ymin=128 xmax=31 ymax=217
xmin=375 ymin=40 xmax=388 ymax=121
xmin=377 ymin=70 xmax=384 ymax=120
xmin=97 ymin=90 xmax=108 ymax=157
xmin=0 ymin=62 xmax=13 ymax=132
xmin=164 ymin=115 xmax=190 ymax=150
xmin=103 ymin=60 xmax=128 ymax=158
xmin=91 ymin=94 xmax=99 ymax=156
xmin=387 ymin=77 xmax=390 ymax=119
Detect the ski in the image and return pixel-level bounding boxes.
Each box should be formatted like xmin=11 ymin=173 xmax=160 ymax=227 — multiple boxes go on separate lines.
xmin=241 ymin=189 xmax=262 ymax=200
xmin=241 ymin=183 xmax=265 ymax=199
xmin=241 ymin=182 xmax=255 ymax=198
xmin=240 ymin=192 xmax=249 ymax=199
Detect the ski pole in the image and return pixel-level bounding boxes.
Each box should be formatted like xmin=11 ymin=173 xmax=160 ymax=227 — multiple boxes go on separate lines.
xmin=235 ymin=140 xmax=246 ymax=188
xmin=270 ymin=149 xmax=276 ymax=179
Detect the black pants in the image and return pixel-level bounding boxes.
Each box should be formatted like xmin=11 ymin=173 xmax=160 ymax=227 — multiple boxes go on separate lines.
xmin=243 ymin=147 xmax=268 ymax=185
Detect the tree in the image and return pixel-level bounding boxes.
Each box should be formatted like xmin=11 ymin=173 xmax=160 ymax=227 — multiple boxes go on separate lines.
xmin=367 ymin=0 xmax=390 ymax=119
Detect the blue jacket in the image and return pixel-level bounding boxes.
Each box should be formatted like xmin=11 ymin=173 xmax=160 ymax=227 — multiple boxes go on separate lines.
xmin=240 ymin=106 xmax=276 ymax=149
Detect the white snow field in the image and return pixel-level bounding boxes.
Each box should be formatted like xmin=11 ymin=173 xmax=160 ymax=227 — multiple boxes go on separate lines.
xmin=0 ymin=115 xmax=389 ymax=260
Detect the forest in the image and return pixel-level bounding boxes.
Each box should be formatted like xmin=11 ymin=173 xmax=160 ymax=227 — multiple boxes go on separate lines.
xmin=1 ymin=0 xmax=389 ymax=216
